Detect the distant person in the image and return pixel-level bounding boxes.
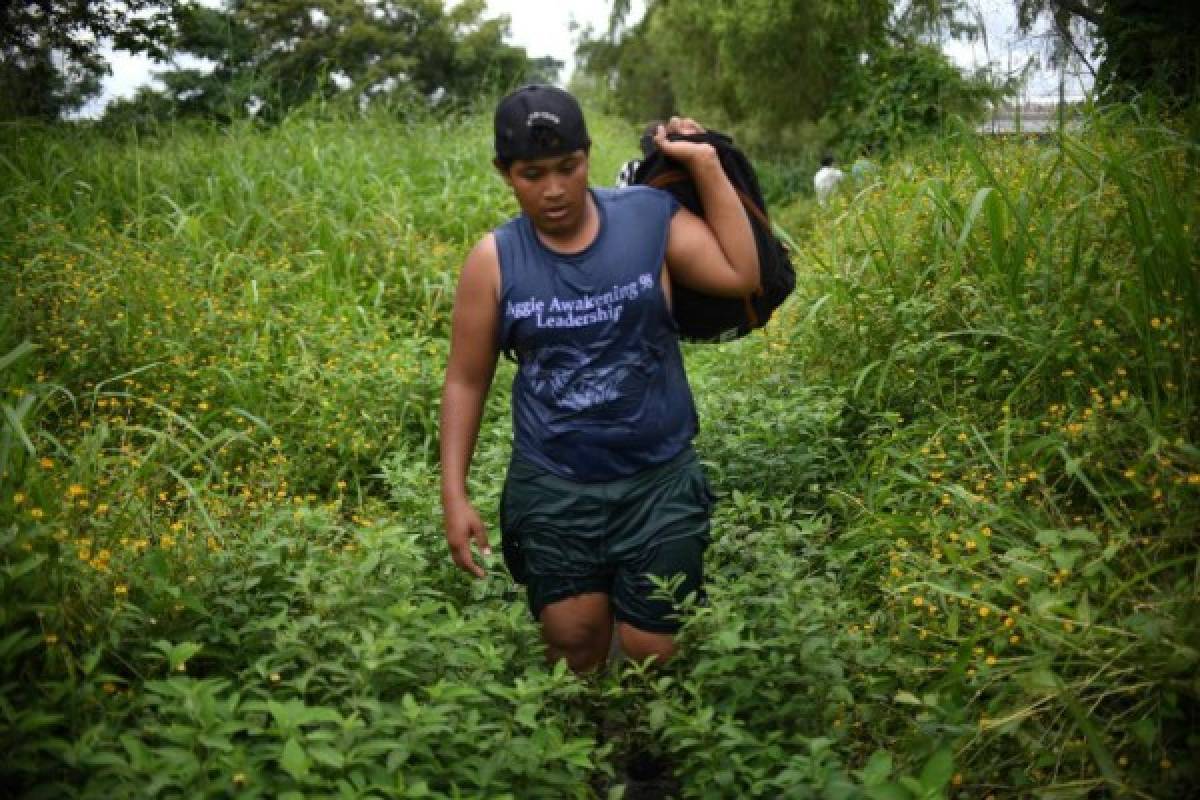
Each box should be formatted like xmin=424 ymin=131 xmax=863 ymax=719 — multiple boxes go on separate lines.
xmin=813 ymin=154 xmax=845 ymax=205
xmin=850 ymin=152 xmax=877 ymax=183
xmin=615 ymin=120 xmax=664 ymax=187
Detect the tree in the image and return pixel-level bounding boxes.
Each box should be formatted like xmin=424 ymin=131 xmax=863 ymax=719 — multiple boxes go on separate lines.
xmin=576 ymin=0 xmax=994 ymax=152
xmin=138 ymin=0 xmax=530 ymax=122
xmin=574 ymin=6 xmax=677 ymax=125
xmin=0 ymin=1 xmax=175 ymax=119
xmin=1015 ymin=0 xmax=1200 ymax=106
xmin=830 ymin=40 xmax=1004 ymax=155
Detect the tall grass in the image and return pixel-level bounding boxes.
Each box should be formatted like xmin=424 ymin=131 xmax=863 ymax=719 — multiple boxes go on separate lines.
xmin=1 ymin=103 xmax=1197 ymax=798
xmin=691 ymin=106 xmax=1198 ymax=797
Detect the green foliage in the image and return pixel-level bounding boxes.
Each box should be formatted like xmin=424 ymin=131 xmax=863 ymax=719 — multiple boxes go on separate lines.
xmin=2 ymin=100 xmax=1198 ymax=798
xmin=828 ymin=41 xmax=1003 ymax=157
xmin=0 ymin=0 xmax=174 ymax=120
xmin=753 ymin=106 xmax=1199 ymax=797
xmin=1016 ymin=0 xmax=1200 ymax=108
xmin=581 ymin=0 xmax=890 ymax=140
xmin=106 ymin=0 xmax=531 ymax=126
xmin=575 ymin=0 xmax=999 ymax=158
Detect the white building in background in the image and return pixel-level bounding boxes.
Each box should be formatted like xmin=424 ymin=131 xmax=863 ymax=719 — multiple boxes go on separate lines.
xmin=977 ymin=101 xmax=1083 ymax=135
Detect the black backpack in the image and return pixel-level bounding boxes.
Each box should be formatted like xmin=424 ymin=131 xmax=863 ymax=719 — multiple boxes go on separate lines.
xmin=632 ymin=130 xmax=796 ymax=342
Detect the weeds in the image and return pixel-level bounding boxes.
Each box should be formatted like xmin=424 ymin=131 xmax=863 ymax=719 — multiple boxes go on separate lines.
xmin=1 ymin=104 xmax=1196 ymax=797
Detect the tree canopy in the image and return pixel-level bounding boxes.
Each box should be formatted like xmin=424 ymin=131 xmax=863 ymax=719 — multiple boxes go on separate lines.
xmin=575 ymin=0 xmax=1000 ymax=154
xmin=1 ymin=1 xmax=175 ymax=119
xmin=122 ymin=0 xmax=532 ymax=123
xmin=1015 ymin=0 xmax=1200 ymax=107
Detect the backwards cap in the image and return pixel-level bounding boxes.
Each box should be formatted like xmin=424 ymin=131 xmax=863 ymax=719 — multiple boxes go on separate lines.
xmin=494 ymin=84 xmax=591 ymax=162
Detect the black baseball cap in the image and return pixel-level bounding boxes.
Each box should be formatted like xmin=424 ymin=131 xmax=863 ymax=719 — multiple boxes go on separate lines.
xmin=494 ymin=84 xmax=591 ymax=162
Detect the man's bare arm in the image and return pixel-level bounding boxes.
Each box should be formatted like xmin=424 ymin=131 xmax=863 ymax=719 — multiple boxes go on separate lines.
xmin=440 ymin=235 xmax=501 ymax=578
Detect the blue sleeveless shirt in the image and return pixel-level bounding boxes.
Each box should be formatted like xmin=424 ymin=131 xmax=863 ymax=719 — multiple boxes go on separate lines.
xmin=496 ymin=187 xmax=697 ymax=481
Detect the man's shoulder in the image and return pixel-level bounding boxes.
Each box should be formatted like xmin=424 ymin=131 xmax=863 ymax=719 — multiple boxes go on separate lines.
xmin=597 ymin=184 xmax=676 ymax=210
xmin=814 ymin=167 xmax=844 ymax=187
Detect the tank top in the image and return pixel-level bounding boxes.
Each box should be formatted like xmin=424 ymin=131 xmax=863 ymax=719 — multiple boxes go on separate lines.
xmin=495 ymin=187 xmax=698 ymax=482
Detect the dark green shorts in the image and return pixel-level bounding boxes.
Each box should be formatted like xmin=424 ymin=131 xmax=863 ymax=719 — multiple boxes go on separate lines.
xmin=499 ymin=447 xmax=715 ymax=634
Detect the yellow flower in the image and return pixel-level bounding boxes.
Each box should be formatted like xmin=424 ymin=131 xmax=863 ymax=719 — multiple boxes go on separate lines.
xmin=68 ymin=484 xmax=86 ymax=497
xmin=13 ymin=492 xmax=25 ymax=505
xmin=39 ymin=457 xmax=55 ymax=469
xmin=30 ymin=508 xmax=44 ymax=520
xmin=978 ymin=606 xmax=990 ymax=618
xmin=44 ymin=633 xmax=59 ymax=645
xmin=114 ymin=583 xmax=128 ymax=596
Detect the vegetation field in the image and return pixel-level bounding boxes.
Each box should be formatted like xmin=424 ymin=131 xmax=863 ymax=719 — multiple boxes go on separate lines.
xmin=1 ymin=106 xmax=1197 ymax=798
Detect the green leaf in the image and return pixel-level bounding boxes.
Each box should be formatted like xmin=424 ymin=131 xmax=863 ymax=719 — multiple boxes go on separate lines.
xmin=1131 ymin=717 xmax=1157 ymax=747
xmin=1059 ymin=682 xmax=1120 ymax=789
xmin=1077 ymin=591 xmax=1092 ymax=626
xmin=0 ymin=340 xmax=36 ymax=372
xmin=279 ymin=737 xmax=309 ymax=780
xmin=0 ymin=629 xmax=42 ymax=661
xmin=308 ymin=745 xmax=345 ymax=769
xmin=866 ymin=784 xmax=913 ymax=800
xmin=515 ymin=703 xmax=540 ymax=729
xmin=169 ymin=642 xmax=202 ymax=671
xmin=1035 ymin=529 xmax=1062 ymax=547
xmin=918 ymin=747 xmax=954 ymax=791
xmin=1017 ymin=668 xmax=1061 ymax=695
xmin=860 ymin=750 xmax=893 ymax=786
xmin=3 ymin=554 xmax=47 ymax=581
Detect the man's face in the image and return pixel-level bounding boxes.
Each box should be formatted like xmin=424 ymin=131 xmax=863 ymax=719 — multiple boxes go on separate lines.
xmin=499 ymin=149 xmax=590 ymax=237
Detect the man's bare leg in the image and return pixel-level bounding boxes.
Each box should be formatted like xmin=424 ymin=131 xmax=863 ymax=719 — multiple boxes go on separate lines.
xmin=539 ymin=592 xmax=613 ymax=673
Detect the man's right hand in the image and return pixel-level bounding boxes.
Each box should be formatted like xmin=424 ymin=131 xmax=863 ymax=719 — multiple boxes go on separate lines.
xmin=443 ymin=498 xmax=490 ymax=579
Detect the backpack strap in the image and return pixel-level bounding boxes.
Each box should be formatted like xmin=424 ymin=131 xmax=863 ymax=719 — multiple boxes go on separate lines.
xmin=647 ymin=169 xmax=773 ymax=227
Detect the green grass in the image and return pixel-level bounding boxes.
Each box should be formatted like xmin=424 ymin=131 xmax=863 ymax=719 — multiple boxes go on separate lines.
xmin=1 ymin=103 xmax=1197 ymax=798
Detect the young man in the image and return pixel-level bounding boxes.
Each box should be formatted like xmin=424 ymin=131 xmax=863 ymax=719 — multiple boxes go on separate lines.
xmin=440 ymin=85 xmax=759 ymax=673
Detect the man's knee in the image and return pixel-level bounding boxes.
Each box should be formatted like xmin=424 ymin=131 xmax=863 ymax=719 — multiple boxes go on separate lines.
xmin=617 ymin=623 xmax=677 ymax=664
xmin=539 ymin=593 xmax=612 ymax=670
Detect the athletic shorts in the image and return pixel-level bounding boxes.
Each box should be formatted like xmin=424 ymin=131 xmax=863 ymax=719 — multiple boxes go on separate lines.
xmin=499 ymin=447 xmax=715 ymax=634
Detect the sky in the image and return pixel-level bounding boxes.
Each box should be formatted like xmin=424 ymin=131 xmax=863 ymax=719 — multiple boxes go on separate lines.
xmin=83 ymin=0 xmax=1089 ymax=116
